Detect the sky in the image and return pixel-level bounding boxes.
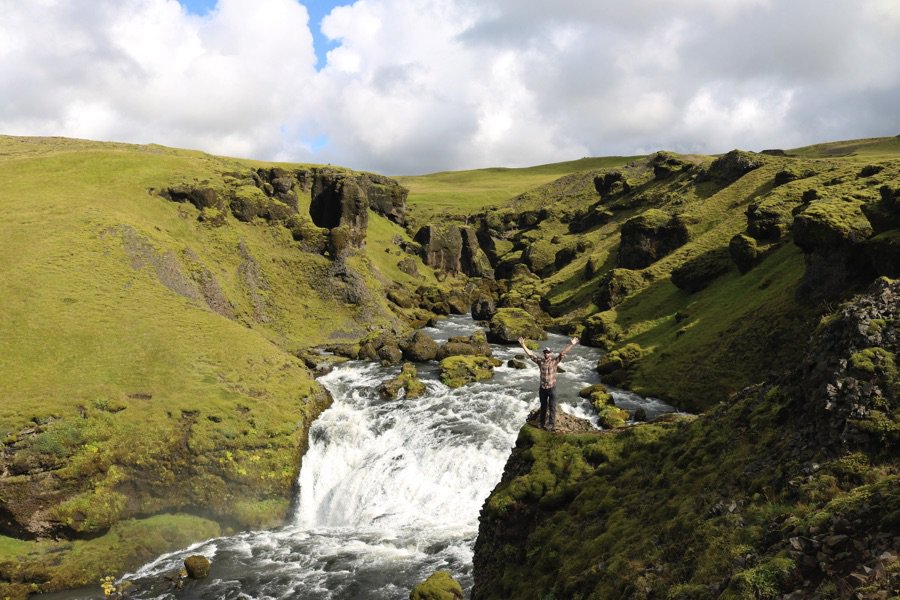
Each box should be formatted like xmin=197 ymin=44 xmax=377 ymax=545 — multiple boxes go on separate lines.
xmin=0 ymin=0 xmax=898 ymax=175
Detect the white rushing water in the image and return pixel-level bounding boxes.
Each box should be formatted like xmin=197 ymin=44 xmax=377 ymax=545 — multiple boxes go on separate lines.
xmin=57 ymin=315 xmax=674 ymax=600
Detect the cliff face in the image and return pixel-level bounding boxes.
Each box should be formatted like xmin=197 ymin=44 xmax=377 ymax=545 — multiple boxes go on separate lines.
xmin=472 ymin=278 xmax=898 ymax=600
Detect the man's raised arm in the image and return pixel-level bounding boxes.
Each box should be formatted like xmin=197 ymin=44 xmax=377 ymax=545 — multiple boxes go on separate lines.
xmin=517 ymin=336 xmax=537 ymax=359
xmin=558 ymin=337 xmax=579 ymax=359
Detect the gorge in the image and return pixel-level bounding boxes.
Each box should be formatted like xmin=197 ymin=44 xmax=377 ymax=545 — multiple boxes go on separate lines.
xmin=0 ymin=135 xmax=897 ymax=599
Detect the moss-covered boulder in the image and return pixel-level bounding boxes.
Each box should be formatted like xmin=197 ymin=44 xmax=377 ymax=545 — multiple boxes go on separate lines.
xmin=470 ymin=296 xmax=496 ymax=321
xmin=162 ymin=184 xmax=223 ymax=212
xmin=793 ymin=200 xmax=874 ymax=253
xmin=436 ymin=330 xmax=492 ymax=360
xmin=864 ymin=230 xmax=900 ymax=278
xmin=554 ymin=240 xmax=592 ymax=270
xmin=594 ymin=170 xmax=632 ymax=197
xmin=704 ymin=149 xmax=766 ymax=184
xmin=400 ymin=331 xmax=439 ymax=362
xmin=487 ymin=308 xmax=545 ymax=344
xmin=522 ymin=238 xmax=558 ymax=276
xmin=594 ymin=268 xmax=646 ymax=310
xmin=597 ymin=343 xmax=645 ymax=385
xmin=409 ymin=570 xmax=464 ymax=600
xmin=285 ymin=215 xmax=328 ymax=253
xmin=617 ymin=209 xmax=689 ymax=269
xmin=379 ymin=363 xmax=427 ymax=399
xmin=358 ymin=331 xmax=403 ymax=364
xmin=650 ymin=151 xmax=691 ymax=180
xmin=773 ymin=167 xmax=815 ymax=187
xmin=746 ymin=195 xmax=796 ymax=240
xmin=439 ymin=355 xmax=499 ymax=388
xmin=579 ymin=383 xmax=613 ymax=412
xmin=581 ymin=311 xmax=622 ymax=349
xmin=670 ymin=248 xmax=732 ymax=293
xmin=184 ymin=555 xmax=211 ymax=579
xmin=861 ymin=185 xmax=900 ymax=233
xmin=729 ymin=233 xmax=761 ymax=273
xmin=229 ymin=185 xmax=294 ymax=222
xmin=596 ymin=404 xmax=630 ymax=429
xmin=568 ymin=203 xmax=615 ymax=233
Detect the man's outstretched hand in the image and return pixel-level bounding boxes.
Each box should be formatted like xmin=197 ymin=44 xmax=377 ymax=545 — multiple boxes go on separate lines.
xmin=571 ymin=337 xmax=579 ymax=345
xmin=517 ymin=336 xmax=526 ymax=345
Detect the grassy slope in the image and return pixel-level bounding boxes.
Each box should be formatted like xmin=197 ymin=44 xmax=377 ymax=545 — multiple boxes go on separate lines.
xmin=397 ymin=156 xmax=638 ymax=227
xmin=467 ymin=138 xmax=900 ymax=599
xmin=0 ymin=136 xmax=434 ymax=597
xmin=400 ymin=139 xmax=900 ymax=410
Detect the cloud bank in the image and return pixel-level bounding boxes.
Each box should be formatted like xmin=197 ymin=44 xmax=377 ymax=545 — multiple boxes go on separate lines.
xmin=1 ymin=0 xmax=898 ymax=173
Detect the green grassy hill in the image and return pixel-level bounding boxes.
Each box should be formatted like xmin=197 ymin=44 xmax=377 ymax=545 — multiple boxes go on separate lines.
xmin=396 ymin=156 xmax=639 ymax=227
xmin=1 ymin=134 xmax=898 ymax=599
xmin=400 ymin=140 xmax=899 ymax=410
xmin=0 ymin=136 xmax=440 ymax=597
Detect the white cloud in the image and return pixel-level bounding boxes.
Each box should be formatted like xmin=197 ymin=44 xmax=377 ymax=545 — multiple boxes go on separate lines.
xmin=0 ymin=0 xmax=898 ymax=173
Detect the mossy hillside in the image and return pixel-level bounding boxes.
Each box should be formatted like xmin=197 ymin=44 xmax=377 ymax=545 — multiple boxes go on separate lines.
xmin=476 ymin=386 xmax=898 ymax=600
xmin=474 ymin=279 xmax=899 ymax=600
xmin=0 ymin=515 xmax=221 ymax=599
xmin=397 ymin=156 xmax=638 ymax=227
xmin=0 ymin=136 xmax=440 ymax=593
xmin=492 ymin=144 xmax=900 ymax=409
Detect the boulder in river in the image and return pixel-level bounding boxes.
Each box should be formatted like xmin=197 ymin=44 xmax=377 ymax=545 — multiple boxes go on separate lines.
xmin=184 ymin=555 xmax=211 ymax=579
xmin=436 ymin=330 xmax=492 ymax=360
xmin=487 ymin=308 xmax=545 ymax=344
xmin=400 ymin=331 xmax=439 ymax=362
xmin=439 ymin=356 xmax=499 ymax=388
xmin=409 ymin=570 xmax=464 ymax=600
xmin=379 ymin=363 xmax=426 ymax=399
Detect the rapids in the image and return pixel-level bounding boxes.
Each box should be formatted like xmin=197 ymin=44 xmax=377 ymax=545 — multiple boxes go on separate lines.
xmin=58 ymin=315 xmax=675 ymax=599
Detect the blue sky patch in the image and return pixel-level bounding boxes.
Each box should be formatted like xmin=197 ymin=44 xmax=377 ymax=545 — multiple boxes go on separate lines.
xmin=177 ymin=0 xmax=346 ymax=68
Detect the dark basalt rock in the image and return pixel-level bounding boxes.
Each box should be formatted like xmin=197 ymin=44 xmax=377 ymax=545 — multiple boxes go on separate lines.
xmin=594 ymin=268 xmax=645 ymax=310
xmin=670 ymin=248 xmax=732 ymax=293
xmin=414 ymin=225 xmax=493 ymax=277
xmin=704 ymin=149 xmax=766 ymax=185
xmin=400 ymin=331 xmax=439 ymax=362
xmin=650 ymin=151 xmax=691 ymax=180
xmin=593 ymin=170 xmax=631 ymax=197
xmin=471 ymin=296 xmax=496 ymax=321
xmin=617 ymin=209 xmax=689 ymax=269
xmin=729 ymin=233 xmax=761 ymax=273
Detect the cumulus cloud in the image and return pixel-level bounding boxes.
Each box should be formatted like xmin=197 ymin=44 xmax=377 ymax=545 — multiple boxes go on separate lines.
xmin=0 ymin=0 xmax=898 ymax=173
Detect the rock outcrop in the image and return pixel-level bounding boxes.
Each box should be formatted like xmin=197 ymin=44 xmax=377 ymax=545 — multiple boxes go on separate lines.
xmin=163 ymin=167 xmax=409 ymax=255
xmin=414 ymin=225 xmax=494 ymax=277
xmin=704 ymin=149 xmax=766 ymax=184
xmin=617 ymin=209 xmax=689 ymax=269
xmin=793 ymin=199 xmax=876 ymax=299
xmin=486 ymin=308 xmax=545 ymax=344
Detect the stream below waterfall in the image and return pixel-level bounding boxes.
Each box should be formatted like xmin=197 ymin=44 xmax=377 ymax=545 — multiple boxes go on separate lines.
xmin=50 ymin=315 xmax=676 ymax=600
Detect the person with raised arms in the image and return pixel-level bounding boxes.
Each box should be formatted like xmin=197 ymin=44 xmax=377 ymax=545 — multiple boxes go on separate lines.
xmin=517 ymin=336 xmax=579 ymax=431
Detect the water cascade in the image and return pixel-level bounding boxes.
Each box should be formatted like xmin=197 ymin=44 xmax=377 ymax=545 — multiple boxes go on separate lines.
xmin=101 ymin=316 xmax=675 ymax=599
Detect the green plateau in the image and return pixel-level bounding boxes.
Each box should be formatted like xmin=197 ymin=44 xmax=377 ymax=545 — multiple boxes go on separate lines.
xmin=1 ymin=133 xmax=898 ymax=599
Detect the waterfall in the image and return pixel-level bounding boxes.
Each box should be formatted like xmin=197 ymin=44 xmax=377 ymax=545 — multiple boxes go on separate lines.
xmin=91 ymin=316 xmax=674 ymax=600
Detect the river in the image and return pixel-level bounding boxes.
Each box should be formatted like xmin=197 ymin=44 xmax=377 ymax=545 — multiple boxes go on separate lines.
xmin=54 ymin=315 xmax=675 ymax=599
